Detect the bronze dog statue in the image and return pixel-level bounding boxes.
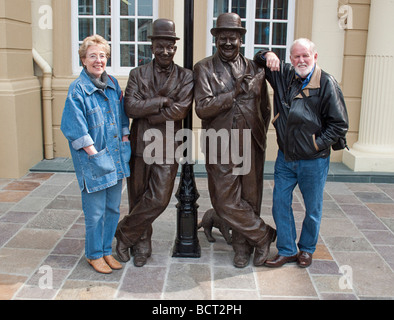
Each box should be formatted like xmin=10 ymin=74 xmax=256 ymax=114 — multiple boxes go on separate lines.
xmin=198 ymin=209 xmax=232 ymax=244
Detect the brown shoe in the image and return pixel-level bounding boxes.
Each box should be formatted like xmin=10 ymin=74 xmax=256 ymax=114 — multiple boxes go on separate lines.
xmin=87 ymin=257 xmax=112 ymax=274
xmin=264 ymin=254 xmax=297 ymax=268
xmin=253 ymin=226 xmax=277 ymax=266
xmin=131 ymin=239 xmax=152 ymax=267
xmin=133 ymin=253 xmax=151 ymax=267
xmin=115 ymin=233 xmax=130 ymax=262
xmin=233 ymin=251 xmax=251 ymax=268
xmin=297 ymin=251 xmax=313 ymax=268
xmin=104 ymin=255 xmax=123 ymax=270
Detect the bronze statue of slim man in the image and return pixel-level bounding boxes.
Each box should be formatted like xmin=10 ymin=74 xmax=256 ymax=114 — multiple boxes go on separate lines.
xmin=115 ymin=19 xmax=194 ymax=267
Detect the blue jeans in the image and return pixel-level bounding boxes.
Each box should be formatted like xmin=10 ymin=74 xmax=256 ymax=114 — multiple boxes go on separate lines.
xmin=81 ymin=180 xmax=123 ymax=259
xmin=272 ymin=150 xmax=329 ymax=257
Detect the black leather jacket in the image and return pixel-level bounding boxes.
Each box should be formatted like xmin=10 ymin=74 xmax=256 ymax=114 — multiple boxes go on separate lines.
xmin=254 ymin=51 xmax=349 ymax=161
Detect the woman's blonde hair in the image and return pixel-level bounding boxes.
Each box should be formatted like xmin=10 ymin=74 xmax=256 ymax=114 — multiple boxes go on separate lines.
xmin=78 ymin=34 xmax=111 ymax=61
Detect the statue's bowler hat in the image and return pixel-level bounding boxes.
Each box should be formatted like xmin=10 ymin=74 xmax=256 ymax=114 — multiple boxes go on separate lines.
xmin=211 ymin=13 xmax=246 ymax=37
xmin=148 ymin=19 xmax=180 ymax=40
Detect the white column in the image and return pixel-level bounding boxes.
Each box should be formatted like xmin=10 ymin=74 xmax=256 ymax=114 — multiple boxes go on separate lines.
xmin=343 ymin=0 xmax=394 ymax=172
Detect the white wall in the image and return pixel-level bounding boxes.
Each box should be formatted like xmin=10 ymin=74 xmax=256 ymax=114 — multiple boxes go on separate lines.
xmin=311 ymin=0 xmax=345 ymax=83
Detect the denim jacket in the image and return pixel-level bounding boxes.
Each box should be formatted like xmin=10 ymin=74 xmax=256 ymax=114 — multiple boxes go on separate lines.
xmin=61 ymin=69 xmax=131 ymax=193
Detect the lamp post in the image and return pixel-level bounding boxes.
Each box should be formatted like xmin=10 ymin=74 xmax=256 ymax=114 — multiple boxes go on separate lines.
xmin=172 ymin=0 xmax=201 ymax=258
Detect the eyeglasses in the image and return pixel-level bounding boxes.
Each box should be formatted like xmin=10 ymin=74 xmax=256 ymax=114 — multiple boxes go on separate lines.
xmin=86 ymin=54 xmax=107 ymax=61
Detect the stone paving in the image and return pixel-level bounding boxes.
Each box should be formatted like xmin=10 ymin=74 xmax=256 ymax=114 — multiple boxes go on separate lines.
xmin=0 ymin=171 xmax=394 ymax=300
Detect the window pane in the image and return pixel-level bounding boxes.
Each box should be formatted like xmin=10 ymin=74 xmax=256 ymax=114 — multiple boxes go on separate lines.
xmin=255 ymin=22 xmax=270 ymax=45
xmin=120 ymin=44 xmax=135 ymax=67
xmin=272 ymin=47 xmax=286 ymax=61
xmin=273 ymin=0 xmax=288 ymax=20
xmin=232 ymin=0 xmax=247 ymax=18
xmin=272 ymin=22 xmax=287 ymax=45
xmin=96 ymin=18 xmax=111 ymax=41
xmin=79 ymin=18 xmax=93 ymax=41
xmin=96 ymin=0 xmax=111 ymax=15
xmin=120 ymin=19 xmax=135 ymax=41
xmin=138 ymin=19 xmax=153 ymax=42
xmin=208 ymin=0 xmax=294 ymax=67
xmin=138 ymin=45 xmax=152 ymax=66
xmin=79 ymin=0 xmax=93 ymax=15
xmin=138 ymin=0 xmax=152 ymax=16
xmin=214 ymin=0 xmax=228 ymax=17
xmin=256 ymin=0 xmax=270 ymax=19
xmin=121 ymin=0 xmax=135 ymax=16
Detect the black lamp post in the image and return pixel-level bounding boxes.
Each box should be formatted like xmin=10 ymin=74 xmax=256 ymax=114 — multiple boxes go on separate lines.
xmin=172 ymin=0 xmax=201 ymax=258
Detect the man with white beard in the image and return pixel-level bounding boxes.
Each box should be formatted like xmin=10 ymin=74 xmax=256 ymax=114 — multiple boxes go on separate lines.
xmin=254 ymin=38 xmax=349 ymax=268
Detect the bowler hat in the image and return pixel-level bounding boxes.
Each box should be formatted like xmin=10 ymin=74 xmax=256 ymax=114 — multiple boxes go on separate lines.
xmin=211 ymin=13 xmax=246 ymax=37
xmin=148 ymin=19 xmax=180 ymax=40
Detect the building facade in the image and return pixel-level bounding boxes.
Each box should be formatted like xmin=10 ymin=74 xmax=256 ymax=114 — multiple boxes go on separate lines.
xmin=1 ymin=0 xmax=393 ymax=178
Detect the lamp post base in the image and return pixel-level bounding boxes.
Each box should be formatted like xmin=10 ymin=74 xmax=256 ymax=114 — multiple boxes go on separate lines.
xmin=172 ymin=163 xmax=201 ymax=258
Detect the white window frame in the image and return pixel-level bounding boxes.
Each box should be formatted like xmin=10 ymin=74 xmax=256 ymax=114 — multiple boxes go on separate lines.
xmin=207 ymin=0 xmax=295 ymax=62
xmin=71 ymin=0 xmax=158 ymax=76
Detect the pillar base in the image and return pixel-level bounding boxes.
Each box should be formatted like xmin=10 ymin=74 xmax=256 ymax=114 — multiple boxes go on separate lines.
xmin=0 ymin=78 xmax=42 ymax=178
xmin=342 ymin=149 xmax=394 ymax=172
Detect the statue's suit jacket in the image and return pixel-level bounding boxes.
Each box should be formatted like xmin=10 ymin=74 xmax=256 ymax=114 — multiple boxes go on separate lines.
xmin=124 ymin=60 xmax=193 ymax=159
xmin=194 ymin=52 xmax=271 ymax=160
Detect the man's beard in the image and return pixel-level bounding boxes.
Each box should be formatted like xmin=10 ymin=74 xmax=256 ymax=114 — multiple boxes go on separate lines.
xmin=295 ymin=63 xmax=314 ymax=78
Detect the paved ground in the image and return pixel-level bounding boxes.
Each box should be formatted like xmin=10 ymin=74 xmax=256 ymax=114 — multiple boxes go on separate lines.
xmin=1 ymin=171 xmax=394 ymax=300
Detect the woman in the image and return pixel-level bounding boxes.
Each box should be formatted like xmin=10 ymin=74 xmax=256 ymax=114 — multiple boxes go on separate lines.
xmin=61 ymin=35 xmax=131 ymax=274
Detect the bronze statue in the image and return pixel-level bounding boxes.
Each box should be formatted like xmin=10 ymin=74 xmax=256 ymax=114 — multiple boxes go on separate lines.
xmin=115 ymin=19 xmax=194 ymax=267
xmin=198 ymin=208 xmax=232 ymax=245
xmin=194 ymin=13 xmax=276 ymax=268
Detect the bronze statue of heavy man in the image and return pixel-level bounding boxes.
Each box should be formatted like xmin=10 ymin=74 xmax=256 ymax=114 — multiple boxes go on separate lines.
xmin=194 ymin=13 xmax=276 ymax=268
xmin=115 ymin=19 xmax=193 ymax=267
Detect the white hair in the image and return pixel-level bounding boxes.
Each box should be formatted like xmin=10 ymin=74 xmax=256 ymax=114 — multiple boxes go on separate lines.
xmin=290 ymin=38 xmax=317 ymax=56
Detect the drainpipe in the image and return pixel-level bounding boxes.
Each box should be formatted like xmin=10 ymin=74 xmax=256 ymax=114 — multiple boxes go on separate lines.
xmin=32 ymin=48 xmax=54 ymax=159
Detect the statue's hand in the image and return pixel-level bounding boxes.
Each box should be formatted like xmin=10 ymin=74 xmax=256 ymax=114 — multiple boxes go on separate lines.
xmin=162 ymin=97 xmax=174 ymax=108
xmin=234 ymin=74 xmax=252 ymax=97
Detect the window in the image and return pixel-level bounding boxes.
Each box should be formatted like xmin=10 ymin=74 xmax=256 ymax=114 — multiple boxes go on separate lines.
xmin=72 ymin=0 xmax=158 ymax=75
xmin=207 ymin=0 xmax=295 ymax=62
